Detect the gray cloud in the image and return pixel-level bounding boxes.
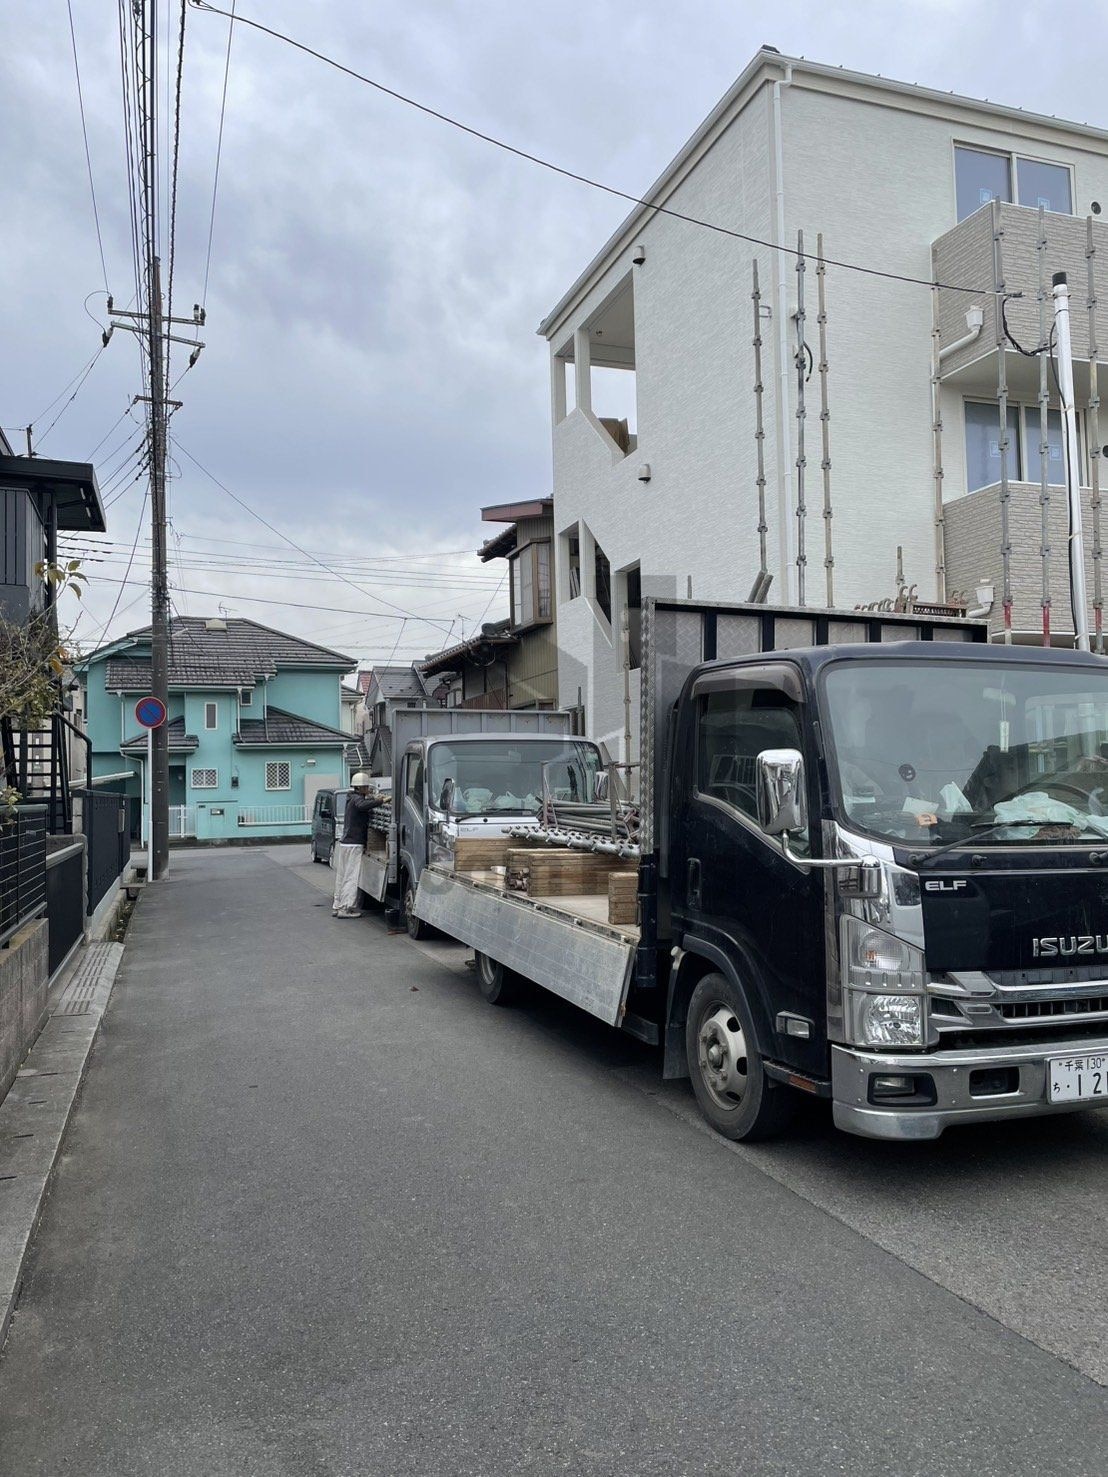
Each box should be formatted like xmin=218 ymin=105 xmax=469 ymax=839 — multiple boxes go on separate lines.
xmin=4 ymin=0 xmax=1107 ymax=662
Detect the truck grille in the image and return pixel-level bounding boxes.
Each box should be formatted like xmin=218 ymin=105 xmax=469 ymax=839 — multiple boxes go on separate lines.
xmin=997 ymin=994 xmax=1108 ymax=1020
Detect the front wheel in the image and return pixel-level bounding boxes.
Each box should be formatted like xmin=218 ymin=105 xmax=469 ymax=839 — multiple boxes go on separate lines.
xmin=403 ymin=875 xmax=427 ymax=941
xmin=475 ymin=951 xmax=525 ymax=1006
xmin=685 ymin=972 xmax=794 ymax=1142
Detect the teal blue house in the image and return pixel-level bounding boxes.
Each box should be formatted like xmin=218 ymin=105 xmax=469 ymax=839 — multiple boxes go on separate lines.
xmin=78 ymin=617 xmax=356 ymax=842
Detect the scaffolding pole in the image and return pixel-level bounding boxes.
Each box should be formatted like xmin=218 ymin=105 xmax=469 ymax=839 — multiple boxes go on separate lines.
xmin=1037 ymin=205 xmax=1052 ymax=646
xmin=794 ymin=230 xmax=808 ymax=607
xmin=752 ymin=260 xmax=769 ymax=585
xmin=816 ymin=234 xmax=834 ymax=607
xmin=992 ymin=200 xmax=1013 ymax=640
xmin=1088 ymin=216 xmax=1103 ymax=652
xmin=929 ymin=282 xmax=945 ymax=602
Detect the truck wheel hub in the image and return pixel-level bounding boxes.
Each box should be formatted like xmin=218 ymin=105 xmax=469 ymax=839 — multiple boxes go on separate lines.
xmin=698 ymin=1006 xmax=748 ymax=1107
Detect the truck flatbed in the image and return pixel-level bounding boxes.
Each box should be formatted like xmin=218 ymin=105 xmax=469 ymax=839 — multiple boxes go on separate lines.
xmin=415 ymin=864 xmax=638 ymax=1027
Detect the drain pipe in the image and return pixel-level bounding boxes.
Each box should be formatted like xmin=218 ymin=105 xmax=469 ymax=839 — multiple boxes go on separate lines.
xmin=772 ymin=61 xmax=794 ymax=603
xmin=938 ymin=305 xmax=985 ymax=363
xmin=1052 ymin=272 xmax=1091 ymax=650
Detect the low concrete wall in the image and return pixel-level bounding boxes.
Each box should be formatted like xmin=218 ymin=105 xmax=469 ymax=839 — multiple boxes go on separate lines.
xmin=0 ymin=918 xmax=49 ymax=1105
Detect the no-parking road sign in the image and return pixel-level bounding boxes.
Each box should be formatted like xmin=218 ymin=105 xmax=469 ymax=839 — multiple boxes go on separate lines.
xmin=135 ymin=695 xmax=167 ymax=730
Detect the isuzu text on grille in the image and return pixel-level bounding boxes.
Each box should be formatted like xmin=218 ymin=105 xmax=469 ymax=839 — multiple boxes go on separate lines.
xmin=1032 ymin=935 xmax=1108 ymax=957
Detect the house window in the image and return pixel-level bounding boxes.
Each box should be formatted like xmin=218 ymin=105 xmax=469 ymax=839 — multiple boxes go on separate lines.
xmin=621 ymin=563 xmax=642 ymax=670
xmin=1016 ymin=157 xmax=1072 ymax=216
xmin=509 ymin=541 xmax=553 ymax=630
xmin=240 ymin=690 xmax=252 ymax=707
xmin=265 ymin=761 xmax=290 ymax=791
xmin=955 ymin=145 xmax=1073 ymax=222
xmin=204 ymin=701 xmax=218 ymax=729
xmin=964 ymin=399 xmax=1081 ymax=492
xmin=965 ymin=401 xmax=1021 ymax=491
xmin=955 ymin=146 xmax=1011 ymax=222
xmin=588 ymin=275 xmax=637 ymax=456
xmin=564 ymin=527 xmax=582 ymax=599
xmin=594 ymin=542 xmax=612 ymax=626
xmin=191 ymin=768 xmax=217 ymax=789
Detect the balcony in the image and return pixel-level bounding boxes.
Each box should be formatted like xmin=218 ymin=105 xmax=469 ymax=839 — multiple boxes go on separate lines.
xmin=944 ymin=479 xmax=1104 ymax=640
xmin=933 ymin=203 xmax=1108 ymax=395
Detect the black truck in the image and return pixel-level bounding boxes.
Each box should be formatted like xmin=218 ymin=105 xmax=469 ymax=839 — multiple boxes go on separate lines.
xmin=414 ymin=597 xmax=1108 ymax=1141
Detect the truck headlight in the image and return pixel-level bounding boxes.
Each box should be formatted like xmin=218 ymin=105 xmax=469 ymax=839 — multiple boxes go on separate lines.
xmin=855 ymin=993 xmax=924 ymax=1048
xmin=841 ymin=916 xmax=926 ymax=1048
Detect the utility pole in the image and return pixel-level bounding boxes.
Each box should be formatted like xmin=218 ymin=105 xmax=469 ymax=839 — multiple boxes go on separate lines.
xmin=148 ymin=256 xmax=170 ymax=878
xmin=107 ymin=287 xmax=203 ymax=880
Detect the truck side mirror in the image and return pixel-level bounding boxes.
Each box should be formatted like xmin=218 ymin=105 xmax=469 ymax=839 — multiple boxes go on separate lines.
xmin=438 ymin=777 xmax=455 ymax=812
xmin=756 ymin=748 xmax=807 ymax=836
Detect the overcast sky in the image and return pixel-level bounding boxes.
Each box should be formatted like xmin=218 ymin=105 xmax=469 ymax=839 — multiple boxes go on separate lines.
xmin=4 ymin=0 xmax=1107 ymax=669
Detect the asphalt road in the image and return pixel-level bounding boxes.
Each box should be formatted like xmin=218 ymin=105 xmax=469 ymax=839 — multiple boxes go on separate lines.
xmin=0 ymin=846 xmax=1105 ymax=1476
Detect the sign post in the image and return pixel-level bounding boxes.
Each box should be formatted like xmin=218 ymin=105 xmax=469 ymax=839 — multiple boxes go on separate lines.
xmin=134 ymin=696 xmax=167 ymax=879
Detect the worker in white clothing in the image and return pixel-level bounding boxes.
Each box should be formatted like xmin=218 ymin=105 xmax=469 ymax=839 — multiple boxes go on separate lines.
xmin=332 ymin=772 xmax=382 ymax=918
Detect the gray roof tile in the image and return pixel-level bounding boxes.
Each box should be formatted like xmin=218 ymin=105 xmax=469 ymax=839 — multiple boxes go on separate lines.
xmin=99 ymin=617 xmax=353 ymax=690
xmin=233 ymin=707 xmax=349 ymax=747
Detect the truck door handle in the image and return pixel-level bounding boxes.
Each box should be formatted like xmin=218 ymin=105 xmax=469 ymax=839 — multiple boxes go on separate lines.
xmin=400 ymin=824 xmax=407 ymax=844
xmin=687 ymin=857 xmax=702 ymax=910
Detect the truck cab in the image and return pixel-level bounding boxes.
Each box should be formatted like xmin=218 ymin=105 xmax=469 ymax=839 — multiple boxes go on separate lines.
xmin=396 ymin=733 xmax=603 ymax=933
xmin=666 ymin=641 xmax=1108 ymax=1139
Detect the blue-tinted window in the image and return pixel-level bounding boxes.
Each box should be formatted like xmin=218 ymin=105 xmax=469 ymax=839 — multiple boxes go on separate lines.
xmin=1016 ymin=157 xmax=1072 ymax=216
xmin=955 ymin=147 xmax=1011 ymax=222
xmin=965 ymin=401 xmax=1021 ymax=491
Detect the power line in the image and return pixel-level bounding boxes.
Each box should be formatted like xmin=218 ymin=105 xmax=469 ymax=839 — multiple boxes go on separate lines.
xmin=173 ymin=440 xmax=457 ymax=633
xmin=86 ymin=573 xmax=432 ymax=622
xmin=65 ymin=0 xmax=110 ymax=295
xmin=34 ymin=344 xmax=108 ymax=451
xmin=97 ymin=485 xmax=151 ymax=643
xmin=165 ymin=0 xmax=188 ymax=390
xmin=188 ymin=1 xmax=991 ymax=297
xmin=201 ymin=0 xmax=236 ymax=307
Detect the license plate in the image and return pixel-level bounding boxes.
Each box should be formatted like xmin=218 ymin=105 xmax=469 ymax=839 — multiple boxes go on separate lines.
xmin=1048 ymin=1053 xmax=1108 ymax=1104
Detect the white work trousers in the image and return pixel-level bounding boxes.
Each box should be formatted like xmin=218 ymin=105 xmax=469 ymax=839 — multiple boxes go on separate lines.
xmin=332 ymin=842 xmax=363 ymax=912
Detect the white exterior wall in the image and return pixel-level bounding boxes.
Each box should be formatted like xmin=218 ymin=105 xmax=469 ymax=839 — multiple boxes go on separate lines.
xmin=545 ymin=57 xmax=1108 ymax=754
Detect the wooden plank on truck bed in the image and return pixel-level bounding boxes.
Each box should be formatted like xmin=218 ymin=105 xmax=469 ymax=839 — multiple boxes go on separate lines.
xmin=608 ymin=871 xmax=638 ymax=926
xmin=507 ymin=848 xmax=627 ymax=897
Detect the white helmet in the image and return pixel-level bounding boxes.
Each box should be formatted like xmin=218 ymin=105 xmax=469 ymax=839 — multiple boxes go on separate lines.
xmin=350 ymin=771 xmax=372 ymax=788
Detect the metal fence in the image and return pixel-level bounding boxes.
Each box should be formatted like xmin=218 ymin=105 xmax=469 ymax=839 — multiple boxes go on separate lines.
xmin=169 ymin=805 xmax=197 ymax=838
xmin=83 ymin=790 xmax=132 ymax=915
xmin=45 ymin=842 xmax=85 ymax=976
xmin=0 ymin=803 xmax=47 ymax=948
xmin=237 ymin=804 xmax=308 ymax=827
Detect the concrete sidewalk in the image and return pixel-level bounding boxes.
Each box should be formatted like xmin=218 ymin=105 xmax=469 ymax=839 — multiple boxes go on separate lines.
xmin=0 ymin=943 xmax=124 ymax=1349
xmin=0 ymin=849 xmax=1105 ymax=1476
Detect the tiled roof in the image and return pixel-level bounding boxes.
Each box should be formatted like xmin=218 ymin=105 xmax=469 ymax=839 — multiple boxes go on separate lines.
xmin=120 ymin=716 xmax=199 ymax=753
xmin=233 ymin=707 xmax=350 ymax=747
xmin=97 ymin=617 xmax=353 ymax=689
xmin=344 ymin=739 xmax=370 ymax=770
xmin=368 ymin=665 xmax=428 ymax=702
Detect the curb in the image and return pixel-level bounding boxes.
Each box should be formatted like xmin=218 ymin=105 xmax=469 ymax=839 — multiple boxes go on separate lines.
xmin=0 ymin=940 xmax=125 ymax=1353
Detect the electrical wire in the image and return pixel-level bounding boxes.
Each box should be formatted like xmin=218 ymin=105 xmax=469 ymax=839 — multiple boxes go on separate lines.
xmin=201 ymin=0 xmax=236 ymax=307
xmin=65 ymin=0 xmax=110 ymax=295
xmin=188 ymin=0 xmax=993 ymax=297
xmin=33 ymin=344 xmax=108 ymax=451
xmin=173 ymin=440 xmax=457 ymax=633
xmin=165 ymin=0 xmax=188 ymax=393
xmin=85 ymin=574 xmax=432 ymax=622
xmin=98 ymin=485 xmax=151 ymax=643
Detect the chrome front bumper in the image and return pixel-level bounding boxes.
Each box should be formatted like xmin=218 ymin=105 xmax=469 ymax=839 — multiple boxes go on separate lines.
xmin=831 ymin=1035 xmax=1108 ymax=1140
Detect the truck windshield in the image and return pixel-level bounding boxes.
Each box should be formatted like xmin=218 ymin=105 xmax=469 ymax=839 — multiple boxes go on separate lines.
xmin=822 ymin=660 xmax=1108 ymax=848
xmin=428 ymin=740 xmax=602 ymax=817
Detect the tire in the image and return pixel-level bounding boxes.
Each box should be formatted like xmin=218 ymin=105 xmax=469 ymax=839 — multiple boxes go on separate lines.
xmin=475 ymin=950 xmax=525 ymax=1006
xmin=311 ymin=844 xmax=322 ymax=864
xmin=403 ymin=874 xmax=427 ymax=941
xmin=685 ymin=971 xmax=795 ymax=1142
